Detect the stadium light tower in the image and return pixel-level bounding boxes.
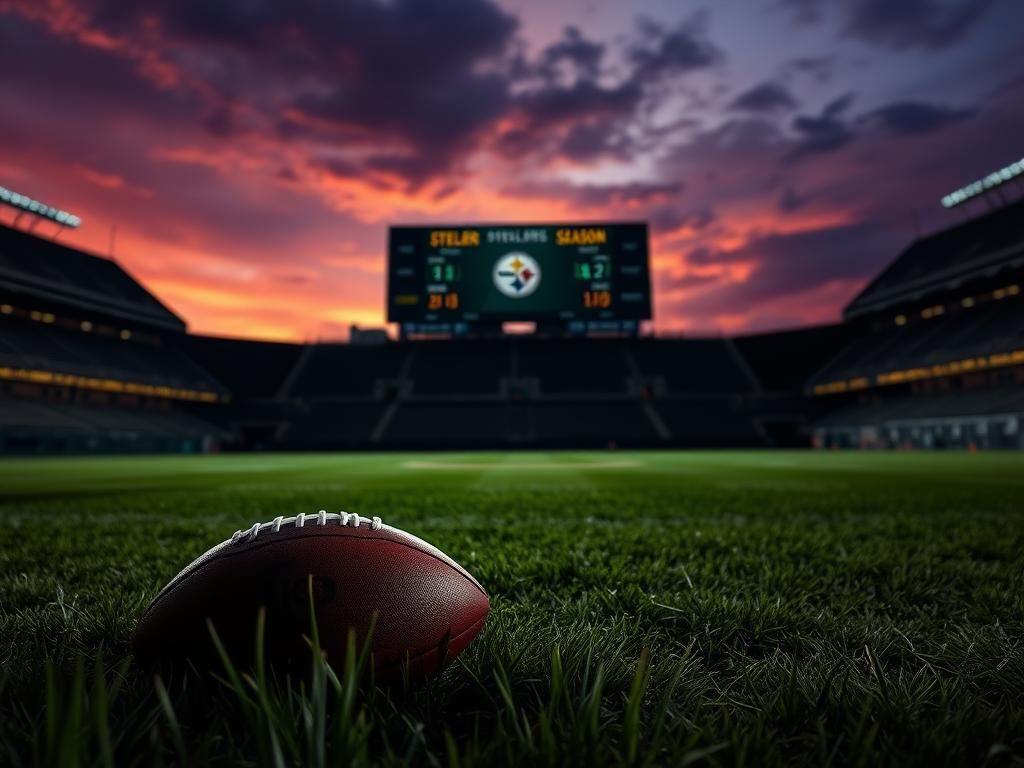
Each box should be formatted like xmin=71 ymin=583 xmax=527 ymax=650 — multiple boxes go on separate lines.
xmin=0 ymin=185 xmax=82 ymax=233
xmin=941 ymin=157 xmax=1024 ymax=210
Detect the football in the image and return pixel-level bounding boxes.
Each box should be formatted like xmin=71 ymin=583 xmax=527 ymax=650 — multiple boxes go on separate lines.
xmin=133 ymin=511 xmax=489 ymax=677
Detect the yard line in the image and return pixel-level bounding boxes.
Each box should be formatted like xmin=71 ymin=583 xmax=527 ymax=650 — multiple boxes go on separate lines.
xmin=401 ymin=460 xmax=642 ymax=470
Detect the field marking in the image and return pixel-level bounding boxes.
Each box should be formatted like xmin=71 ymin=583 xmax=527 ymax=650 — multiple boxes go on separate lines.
xmin=402 ymin=460 xmax=642 ymax=471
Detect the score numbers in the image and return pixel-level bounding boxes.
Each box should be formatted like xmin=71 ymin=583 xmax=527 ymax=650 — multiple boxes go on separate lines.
xmin=573 ymin=261 xmax=608 ymax=280
xmin=428 ymin=293 xmax=460 ymax=310
xmin=427 ymin=257 xmax=459 ymax=313
xmin=574 ymin=254 xmax=612 ymax=310
xmin=429 ymin=263 xmax=459 ymax=283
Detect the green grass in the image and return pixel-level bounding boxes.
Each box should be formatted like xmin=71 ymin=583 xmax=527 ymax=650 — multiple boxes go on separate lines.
xmin=1 ymin=451 xmax=1022 ymax=767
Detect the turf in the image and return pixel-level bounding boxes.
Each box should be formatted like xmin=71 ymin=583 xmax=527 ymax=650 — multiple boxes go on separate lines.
xmin=0 ymin=451 xmax=1022 ymax=767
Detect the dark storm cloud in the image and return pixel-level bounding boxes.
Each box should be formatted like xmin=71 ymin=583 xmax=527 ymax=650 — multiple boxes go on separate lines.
xmin=7 ymin=0 xmax=726 ymax=186
xmin=91 ymin=0 xmax=517 ymax=60
xmin=787 ymin=93 xmax=856 ymax=161
xmin=0 ymin=15 xmax=199 ymax=128
xmin=536 ymin=26 xmax=605 ymax=82
xmin=54 ymin=0 xmax=520 ymax=186
xmin=628 ymin=14 xmax=722 ymax=80
xmin=514 ymin=79 xmax=643 ymax=130
xmin=860 ymin=101 xmax=976 ymax=136
xmin=501 ymin=15 xmax=721 ymax=165
xmin=843 ymin=0 xmax=996 ymax=50
xmin=280 ymin=0 xmax=518 ymax=184
xmin=675 ymin=222 xmax=899 ymax=311
xmin=730 ymin=82 xmax=799 ymax=113
xmin=558 ymin=119 xmax=632 ymax=161
xmin=0 ymin=9 xmax=375 ymax=260
xmin=504 ymin=180 xmax=682 ymax=208
xmin=781 ymin=0 xmax=997 ymax=50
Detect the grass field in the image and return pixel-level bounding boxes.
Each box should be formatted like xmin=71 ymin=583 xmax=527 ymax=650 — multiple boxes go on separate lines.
xmin=1 ymin=451 xmax=1022 ymax=766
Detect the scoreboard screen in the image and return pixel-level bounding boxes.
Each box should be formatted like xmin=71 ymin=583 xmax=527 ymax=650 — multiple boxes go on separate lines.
xmin=387 ymin=222 xmax=651 ymax=324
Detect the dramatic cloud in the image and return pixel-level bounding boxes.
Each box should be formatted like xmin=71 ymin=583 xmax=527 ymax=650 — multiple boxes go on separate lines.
xmin=0 ymin=0 xmax=1019 ymax=339
xmin=787 ymin=93 xmax=857 ymax=161
xmin=860 ymin=101 xmax=976 ymax=136
xmin=730 ymin=82 xmax=800 ymax=113
xmin=627 ymin=14 xmax=722 ymax=80
xmin=843 ymin=0 xmax=997 ymax=50
xmin=782 ymin=0 xmax=997 ymax=49
xmin=535 ymin=26 xmax=605 ymax=82
xmin=661 ymin=222 xmax=901 ymax=329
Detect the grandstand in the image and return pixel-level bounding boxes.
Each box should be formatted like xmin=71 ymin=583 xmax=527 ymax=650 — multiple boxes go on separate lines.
xmin=0 ymin=222 xmax=227 ymax=453
xmin=1 ymin=190 xmax=1022 ymax=453
xmin=188 ymin=336 xmax=791 ymax=450
xmin=809 ymin=198 xmax=1024 ymax=449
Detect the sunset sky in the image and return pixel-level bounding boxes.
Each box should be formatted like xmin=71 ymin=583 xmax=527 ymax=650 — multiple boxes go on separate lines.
xmin=1 ymin=0 xmax=1022 ymax=341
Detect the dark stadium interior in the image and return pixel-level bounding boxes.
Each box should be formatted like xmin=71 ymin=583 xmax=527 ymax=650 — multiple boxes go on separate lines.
xmin=1 ymin=192 xmax=1023 ymax=454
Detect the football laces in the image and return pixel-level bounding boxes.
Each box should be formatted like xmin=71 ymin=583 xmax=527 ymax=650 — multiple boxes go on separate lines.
xmin=231 ymin=511 xmax=384 ymax=544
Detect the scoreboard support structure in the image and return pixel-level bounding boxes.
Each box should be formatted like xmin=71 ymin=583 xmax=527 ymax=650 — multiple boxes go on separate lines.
xmin=387 ymin=222 xmax=652 ymax=338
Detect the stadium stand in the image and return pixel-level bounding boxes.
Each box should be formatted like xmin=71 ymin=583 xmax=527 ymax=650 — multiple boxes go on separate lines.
xmin=814 ymin=385 xmax=1024 ymax=450
xmin=843 ymin=199 xmax=1024 ymax=320
xmin=407 ymin=341 xmax=508 ymax=396
xmin=517 ymin=338 xmax=631 ymax=394
xmin=262 ymin=336 xmax=773 ymax=449
xmin=282 ymin=401 xmax=389 ymax=448
xmin=0 ymin=392 xmax=225 ymax=454
xmin=183 ymin=335 xmax=302 ymax=399
xmin=652 ymin=397 xmax=763 ymax=446
xmin=0 ymin=315 xmax=220 ymax=392
xmin=285 ymin=344 xmax=409 ymax=398
xmin=531 ymin=401 xmax=659 ymax=445
xmin=0 ymin=223 xmax=227 ymax=454
xmin=0 ymin=223 xmax=185 ymax=331
xmin=733 ymin=324 xmax=851 ymax=392
xmin=631 ymin=338 xmax=755 ymax=393
xmin=382 ymin=403 xmax=515 ymax=446
xmin=809 ymin=198 xmax=1024 ymax=449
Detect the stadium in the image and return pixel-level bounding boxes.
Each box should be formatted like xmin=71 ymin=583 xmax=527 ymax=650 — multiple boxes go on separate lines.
xmin=2 ymin=2 xmax=1023 ymax=766
xmin=1 ymin=188 xmax=1022 ymax=454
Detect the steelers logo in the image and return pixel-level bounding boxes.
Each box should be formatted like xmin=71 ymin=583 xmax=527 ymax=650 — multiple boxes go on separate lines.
xmin=493 ymin=252 xmax=541 ymax=299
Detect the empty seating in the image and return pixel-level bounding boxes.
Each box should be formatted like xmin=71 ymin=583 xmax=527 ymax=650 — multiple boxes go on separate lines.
xmin=654 ymin=397 xmax=762 ymax=446
xmin=516 ymin=339 xmax=631 ymax=393
xmin=531 ymin=401 xmax=657 ymax=444
xmin=0 ymin=317 xmax=221 ymax=393
xmin=811 ymin=298 xmax=1024 ymax=387
xmin=408 ymin=342 xmax=509 ymax=395
xmin=288 ymin=345 xmax=408 ymax=397
xmin=631 ymin=339 xmax=753 ymax=393
xmin=282 ymin=401 xmax=387 ymax=446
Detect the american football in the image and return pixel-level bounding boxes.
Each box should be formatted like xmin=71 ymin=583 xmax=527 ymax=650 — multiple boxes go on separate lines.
xmin=133 ymin=511 xmax=489 ymax=676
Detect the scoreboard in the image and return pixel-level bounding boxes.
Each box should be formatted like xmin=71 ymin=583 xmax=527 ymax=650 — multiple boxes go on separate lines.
xmin=387 ymin=222 xmax=651 ymax=327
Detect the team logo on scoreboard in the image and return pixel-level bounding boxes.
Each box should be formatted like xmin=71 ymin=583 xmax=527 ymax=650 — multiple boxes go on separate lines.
xmin=493 ymin=252 xmax=541 ymax=299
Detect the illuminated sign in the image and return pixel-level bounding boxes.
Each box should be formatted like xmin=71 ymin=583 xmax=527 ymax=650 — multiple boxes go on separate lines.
xmin=0 ymin=186 xmax=82 ymax=228
xmin=387 ymin=222 xmax=652 ymax=324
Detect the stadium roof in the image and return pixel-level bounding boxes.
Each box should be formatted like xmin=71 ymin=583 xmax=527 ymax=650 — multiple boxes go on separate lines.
xmin=845 ymin=198 xmax=1024 ymax=320
xmin=0 ymin=223 xmax=185 ymax=332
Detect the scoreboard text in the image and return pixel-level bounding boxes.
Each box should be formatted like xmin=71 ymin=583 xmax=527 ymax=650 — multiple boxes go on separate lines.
xmin=387 ymin=223 xmax=651 ymax=324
